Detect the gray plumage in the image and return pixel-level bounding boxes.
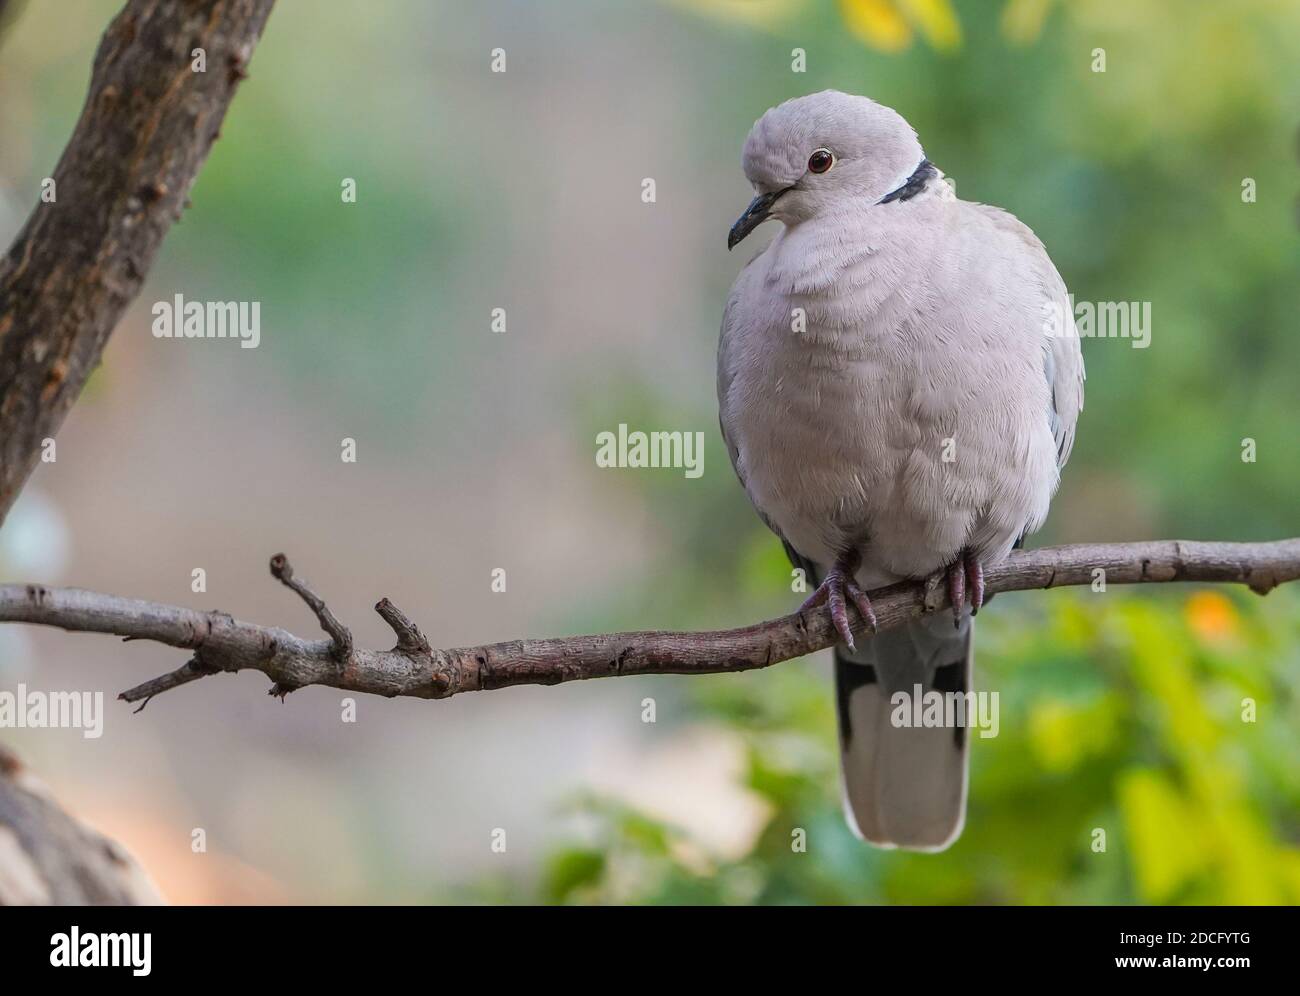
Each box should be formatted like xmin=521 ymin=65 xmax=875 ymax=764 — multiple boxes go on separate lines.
xmin=718 ymin=91 xmax=1083 ymax=850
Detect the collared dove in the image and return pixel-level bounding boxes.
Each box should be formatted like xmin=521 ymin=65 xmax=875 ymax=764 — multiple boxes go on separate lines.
xmin=718 ymin=91 xmax=1084 ymax=851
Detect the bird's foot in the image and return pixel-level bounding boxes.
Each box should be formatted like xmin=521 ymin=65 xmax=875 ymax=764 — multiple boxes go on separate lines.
xmin=940 ymin=549 xmax=984 ymax=627
xmin=800 ymin=556 xmax=877 ymax=650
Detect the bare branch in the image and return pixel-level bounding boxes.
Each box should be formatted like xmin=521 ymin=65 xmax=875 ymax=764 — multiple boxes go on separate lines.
xmin=269 ymin=553 xmax=353 ymax=663
xmin=0 ymin=539 xmax=1295 ymax=708
xmin=0 ymin=0 xmax=277 ymax=526
xmin=0 ymin=0 xmax=277 ymax=908
xmin=375 ymin=597 xmax=432 ymax=655
xmin=120 ymin=656 xmax=219 ymax=711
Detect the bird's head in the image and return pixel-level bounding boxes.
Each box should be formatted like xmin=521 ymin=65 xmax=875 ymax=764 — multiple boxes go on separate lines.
xmin=728 ymin=90 xmax=928 ymax=249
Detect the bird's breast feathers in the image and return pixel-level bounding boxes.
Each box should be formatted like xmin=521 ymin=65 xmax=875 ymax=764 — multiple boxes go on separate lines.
xmin=720 ymin=198 xmax=1064 ymax=580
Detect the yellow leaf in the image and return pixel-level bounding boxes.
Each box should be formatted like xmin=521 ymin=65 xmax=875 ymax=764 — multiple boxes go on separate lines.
xmin=898 ymin=0 xmax=962 ymax=51
xmin=1128 ymin=608 xmax=1219 ymax=752
xmin=1210 ymin=806 xmax=1288 ymax=905
xmin=839 ymin=0 xmax=913 ymax=52
xmin=1000 ymin=0 xmax=1053 ymax=46
xmin=1027 ymin=696 xmax=1120 ymax=773
xmin=1118 ymin=768 xmax=1207 ymax=902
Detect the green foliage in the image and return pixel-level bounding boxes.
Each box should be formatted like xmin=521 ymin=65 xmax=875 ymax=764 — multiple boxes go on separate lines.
xmin=11 ymin=0 xmax=1292 ymax=905
xmin=516 ymin=0 xmax=1300 ymax=904
xmin=541 ymin=587 xmax=1300 ymax=904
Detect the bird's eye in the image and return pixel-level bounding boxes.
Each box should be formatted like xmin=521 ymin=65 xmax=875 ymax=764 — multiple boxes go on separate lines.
xmin=807 ymin=149 xmax=834 ymax=174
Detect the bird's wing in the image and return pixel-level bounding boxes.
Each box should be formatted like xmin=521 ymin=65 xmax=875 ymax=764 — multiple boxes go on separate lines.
xmin=716 ymin=283 xmax=744 ymax=487
xmin=972 ymin=204 xmax=1085 ymax=469
xmin=717 ymin=251 xmax=763 ymax=491
xmin=717 ymin=252 xmax=768 ymax=514
xmin=718 ymin=251 xmax=820 ymax=577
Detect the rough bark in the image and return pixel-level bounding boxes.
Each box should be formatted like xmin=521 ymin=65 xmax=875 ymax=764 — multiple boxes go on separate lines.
xmin=0 ymin=0 xmax=276 ymax=907
xmin=0 ymin=745 xmax=162 ymax=905
xmin=0 ymin=539 xmax=1295 ymax=709
xmin=0 ymin=0 xmax=277 ymax=525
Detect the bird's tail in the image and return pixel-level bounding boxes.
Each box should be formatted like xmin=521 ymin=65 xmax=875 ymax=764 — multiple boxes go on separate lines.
xmin=835 ymin=613 xmax=972 ymax=851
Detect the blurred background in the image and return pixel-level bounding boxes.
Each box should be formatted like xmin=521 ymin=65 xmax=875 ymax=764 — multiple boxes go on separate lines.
xmin=0 ymin=0 xmax=1297 ymax=904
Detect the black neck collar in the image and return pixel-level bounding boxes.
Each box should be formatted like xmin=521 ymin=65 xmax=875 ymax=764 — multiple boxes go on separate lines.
xmin=878 ymin=159 xmax=936 ymax=204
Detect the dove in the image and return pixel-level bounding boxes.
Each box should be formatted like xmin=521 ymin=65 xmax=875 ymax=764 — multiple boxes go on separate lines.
xmin=718 ymin=91 xmax=1083 ymax=850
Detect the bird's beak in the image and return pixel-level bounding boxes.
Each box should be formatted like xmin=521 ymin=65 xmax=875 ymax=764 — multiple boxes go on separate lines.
xmin=728 ymin=189 xmax=785 ymax=250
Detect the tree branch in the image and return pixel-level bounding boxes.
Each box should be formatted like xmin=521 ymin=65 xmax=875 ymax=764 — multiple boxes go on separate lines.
xmin=0 ymin=0 xmax=277 ymax=908
xmin=269 ymin=553 xmax=354 ymax=664
xmin=0 ymin=539 xmax=1295 ymax=708
xmin=0 ymin=744 xmax=162 ymax=904
xmin=0 ymin=0 xmax=277 ymax=526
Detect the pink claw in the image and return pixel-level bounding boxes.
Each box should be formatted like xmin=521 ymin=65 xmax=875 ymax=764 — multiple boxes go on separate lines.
xmin=943 ymin=549 xmax=985 ymax=624
xmin=799 ymin=557 xmax=877 ymax=650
